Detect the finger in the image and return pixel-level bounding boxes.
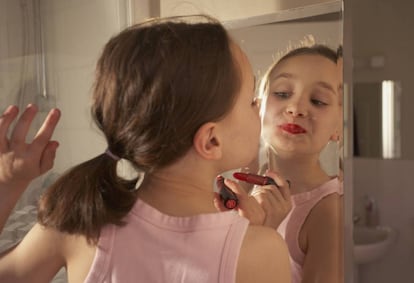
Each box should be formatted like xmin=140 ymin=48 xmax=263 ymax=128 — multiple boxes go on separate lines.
xmin=213 ymin=192 xmax=228 ymax=212
xmin=255 ymin=188 xmax=283 ymax=211
xmin=251 ymin=180 xmax=291 ymax=217
xmin=253 ymin=191 xmax=272 ymax=210
xmin=265 ymin=170 xmax=291 ymax=201
xmin=10 ymin=104 xmax=38 ymax=148
xmin=0 ymin=105 xmax=19 ymax=151
xmin=278 ymin=180 xmax=291 ymax=202
xmin=39 ymin=141 xmax=59 ymax=174
xmin=251 ymin=183 xmax=282 ymax=205
xmin=224 ymin=178 xmax=249 ymax=201
xmin=32 ymin=108 xmax=61 ymax=151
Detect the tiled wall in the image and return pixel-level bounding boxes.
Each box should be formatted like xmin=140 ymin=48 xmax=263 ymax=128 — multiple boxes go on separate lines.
xmin=1 ymin=2 xmax=131 ymax=282
xmin=351 ymin=0 xmax=414 ymax=281
xmin=353 ymin=158 xmax=414 ymax=282
xmin=40 ymin=0 xmax=129 ymax=173
xmin=2 ymin=0 xmax=127 ymax=174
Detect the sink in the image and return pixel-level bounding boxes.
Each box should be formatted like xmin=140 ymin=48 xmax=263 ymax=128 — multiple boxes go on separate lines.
xmin=353 ymin=226 xmax=397 ymax=265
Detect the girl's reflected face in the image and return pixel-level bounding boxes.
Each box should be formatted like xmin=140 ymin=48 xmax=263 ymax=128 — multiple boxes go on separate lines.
xmin=262 ymin=54 xmax=342 ymax=156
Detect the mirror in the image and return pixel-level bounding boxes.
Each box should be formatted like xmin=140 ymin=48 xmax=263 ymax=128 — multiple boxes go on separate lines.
xmin=221 ymin=5 xmax=346 ymax=283
xmin=353 ymin=81 xmax=401 ymax=159
xmin=0 ymin=1 xmax=344 ymax=282
xmin=351 ymin=2 xmax=412 ymax=161
xmin=223 ymin=4 xmax=343 ymax=177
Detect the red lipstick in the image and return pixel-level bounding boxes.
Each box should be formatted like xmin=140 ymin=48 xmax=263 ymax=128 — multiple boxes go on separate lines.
xmin=216 ymin=176 xmax=238 ymax=209
xmin=280 ymin=123 xmax=306 ymax=134
xmin=233 ymin=172 xmax=279 ymax=188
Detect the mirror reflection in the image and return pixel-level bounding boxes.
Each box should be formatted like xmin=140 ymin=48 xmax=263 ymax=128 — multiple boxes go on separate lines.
xmin=0 ymin=1 xmax=344 ymax=283
xmin=353 ymin=81 xmax=401 ymax=159
xmin=226 ymin=10 xmax=344 ymax=281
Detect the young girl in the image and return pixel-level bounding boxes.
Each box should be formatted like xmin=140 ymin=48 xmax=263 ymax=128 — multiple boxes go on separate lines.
xmin=0 ymin=16 xmax=291 ymax=283
xmin=258 ymin=45 xmax=344 ymax=283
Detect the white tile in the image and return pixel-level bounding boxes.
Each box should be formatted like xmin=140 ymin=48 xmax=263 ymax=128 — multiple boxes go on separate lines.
xmin=52 ymin=127 xmax=106 ymax=173
xmin=44 ymin=0 xmax=125 ymax=70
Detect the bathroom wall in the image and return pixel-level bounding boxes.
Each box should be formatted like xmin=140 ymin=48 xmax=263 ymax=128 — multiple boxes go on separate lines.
xmin=1 ymin=1 xmax=134 ymax=282
xmin=2 ymin=0 xmax=131 ymax=174
xmin=0 ymin=0 xmax=38 ymax=111
xmin=38 ymin=0 xmax=131 ymax=173
xmin=352 ymin=0 xmax=414 ymax=281
xmin=160 ymin=0 xmax=338 ymax=21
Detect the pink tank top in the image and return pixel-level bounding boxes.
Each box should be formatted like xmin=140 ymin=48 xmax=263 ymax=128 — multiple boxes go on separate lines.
xmin=277 ymin=177 xmax=343 ymax=283
xmin=84 ymin=199 xmax=249 ymax=283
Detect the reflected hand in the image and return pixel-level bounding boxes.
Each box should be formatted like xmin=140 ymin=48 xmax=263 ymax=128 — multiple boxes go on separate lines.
xmin=0 ymin=104 xmax=61 ymax=190
xmin=250 ymin=170 xmax=292 ymax=229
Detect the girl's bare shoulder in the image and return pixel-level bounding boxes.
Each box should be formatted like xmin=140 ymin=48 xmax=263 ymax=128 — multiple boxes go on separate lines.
xmin=236 ymin=225 xmax=291 ymax=283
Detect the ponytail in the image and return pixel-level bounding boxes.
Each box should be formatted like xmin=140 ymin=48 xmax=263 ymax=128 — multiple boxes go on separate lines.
xmin=37 ymin=154 xmax=138 ymax=243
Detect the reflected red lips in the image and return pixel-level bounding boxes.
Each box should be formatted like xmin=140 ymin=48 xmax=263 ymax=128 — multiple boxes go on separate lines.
xmin=280 ymin=123 xmax=307 ymax=134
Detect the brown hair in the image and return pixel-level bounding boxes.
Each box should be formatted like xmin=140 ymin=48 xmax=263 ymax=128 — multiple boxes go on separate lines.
xmin=38 ymin=15 xmax=241 ymax=243
xmin=259 ymin=44 xmax=342 ymax=104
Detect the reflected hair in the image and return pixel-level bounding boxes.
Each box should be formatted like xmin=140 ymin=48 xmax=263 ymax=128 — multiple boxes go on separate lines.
xmin=258 ymin=44 xmax=342 ymax=115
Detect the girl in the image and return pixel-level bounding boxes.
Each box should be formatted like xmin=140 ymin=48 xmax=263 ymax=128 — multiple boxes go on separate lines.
xmin=259 ymin=45 xmax=344 ymax=283
xmin=0 ymin=16 xmax=291 ymax=283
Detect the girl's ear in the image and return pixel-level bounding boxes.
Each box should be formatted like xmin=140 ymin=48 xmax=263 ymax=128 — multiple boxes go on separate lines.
xmin=193 ymin=122 xmax=222 ymax=160
xmin=330 ymin=130 xmax=341 ymax=142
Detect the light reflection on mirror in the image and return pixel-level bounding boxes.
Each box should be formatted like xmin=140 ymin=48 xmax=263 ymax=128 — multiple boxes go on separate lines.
xmin=353 ymin=81 xmax=401 ymax=159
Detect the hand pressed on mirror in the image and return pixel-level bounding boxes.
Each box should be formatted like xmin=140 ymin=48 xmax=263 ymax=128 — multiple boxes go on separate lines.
xmin=258 ymin=45 xmax=344 ymax=283
xmin=0 ymin=104 xmax=60 ymax=232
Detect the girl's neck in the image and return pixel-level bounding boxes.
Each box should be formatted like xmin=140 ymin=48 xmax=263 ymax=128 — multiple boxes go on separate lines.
xmin=267 ymin=150 xmax=332 ymax=194
xmin=136 ymin=165 xmax=218 ymax=217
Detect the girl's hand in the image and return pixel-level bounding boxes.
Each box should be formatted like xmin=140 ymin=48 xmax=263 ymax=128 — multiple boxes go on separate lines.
xmin=251 ymin=170 xmax=292 ymax=229
xmin=213 ymin=178 xmax=266 ymax=226
xmin=0 ymin=104 xmax=60 ymax=191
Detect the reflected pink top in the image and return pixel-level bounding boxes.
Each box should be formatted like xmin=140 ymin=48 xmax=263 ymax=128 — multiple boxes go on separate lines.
xmin=277 ymin=177 xmax=343 ymax=283
xmin=84 ymin=199 xmax=249 ymax=283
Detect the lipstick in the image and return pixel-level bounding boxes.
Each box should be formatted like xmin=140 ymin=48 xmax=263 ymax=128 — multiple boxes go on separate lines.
xmin=233 ymin=172 xmax=279 ymax=188
xmin=280 ymin=123 xmax=306 ymax=134
xmin=216 ymin=176 xmax=238 ymax=209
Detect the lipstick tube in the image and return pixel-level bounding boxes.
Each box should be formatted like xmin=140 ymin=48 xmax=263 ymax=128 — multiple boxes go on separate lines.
xmin=216 ymin=176 xmax=238 ymax=209
xmin=233 ymin=172 xmax=279 ymax=188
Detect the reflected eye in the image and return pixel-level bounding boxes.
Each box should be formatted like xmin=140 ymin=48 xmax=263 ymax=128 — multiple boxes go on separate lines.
xmin=272 ymin=92 xmax=291 ymax=99
xmin=311 ymin=99 xmax=328 ymax=106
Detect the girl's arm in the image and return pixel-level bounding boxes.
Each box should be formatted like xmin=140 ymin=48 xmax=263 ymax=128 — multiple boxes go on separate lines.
xmin=0 ymin=223 xmax=66 ymax=283
xmin=237 ymin=225 xmax=292 ymax=283
xmin=0 ymin=104 xmax=64 ymax=282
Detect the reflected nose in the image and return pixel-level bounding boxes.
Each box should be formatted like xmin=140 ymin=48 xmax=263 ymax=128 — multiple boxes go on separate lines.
xmin=286 ymin=102 xmax=307 ymax=117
